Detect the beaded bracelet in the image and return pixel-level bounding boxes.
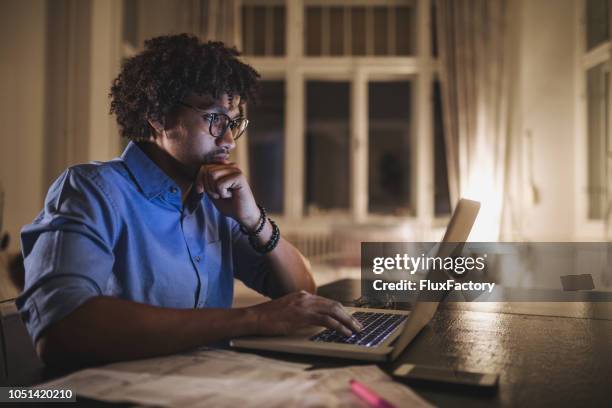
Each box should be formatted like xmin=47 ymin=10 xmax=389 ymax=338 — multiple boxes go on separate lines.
xmin=239 ymin=205 xmax=267 ymax=236
xmin=248 ymin=219 xmax=280 ymax=254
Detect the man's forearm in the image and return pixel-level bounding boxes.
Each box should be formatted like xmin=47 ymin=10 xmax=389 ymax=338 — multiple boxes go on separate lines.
xmin=265 ymin=238 xmax=316 ymax=296
xmin=246 ymin=216 xmax=315 ymax=296
xmin=38 ymin=296 xmax=257 ymax=367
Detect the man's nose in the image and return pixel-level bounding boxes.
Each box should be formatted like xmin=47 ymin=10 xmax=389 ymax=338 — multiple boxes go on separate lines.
xmin=217 ymin=126 xmax=236 ymax=150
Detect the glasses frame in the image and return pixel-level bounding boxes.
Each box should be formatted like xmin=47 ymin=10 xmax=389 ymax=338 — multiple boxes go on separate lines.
xmin=178 ymin=102 xmax=249 ymax=140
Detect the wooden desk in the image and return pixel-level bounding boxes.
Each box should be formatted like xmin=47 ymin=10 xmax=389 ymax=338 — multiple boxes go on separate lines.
xmin=316 ymin=279 xmax=612 ymax=407
xmin=3 ymin=279 xmax=612 ymax=407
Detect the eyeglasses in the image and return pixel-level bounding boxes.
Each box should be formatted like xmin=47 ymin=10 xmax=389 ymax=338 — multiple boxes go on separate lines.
xmin=179 ymin=102 xmax=249 ymax=140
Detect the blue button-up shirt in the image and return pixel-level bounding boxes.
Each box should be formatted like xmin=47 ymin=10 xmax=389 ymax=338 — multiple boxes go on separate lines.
xmin=17 ymin=142 xmax=271 ymax=342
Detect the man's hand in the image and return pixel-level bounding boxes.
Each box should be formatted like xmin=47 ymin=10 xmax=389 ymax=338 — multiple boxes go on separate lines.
xmin=195 ymin=160 xmax=315 ymax=296
xmin=247 ymin=291 xmax=363 ymax=337
xmin=194 ymin=161 xmax=260 ymax=229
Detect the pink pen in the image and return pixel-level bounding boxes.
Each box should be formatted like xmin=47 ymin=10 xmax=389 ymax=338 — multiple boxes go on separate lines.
xmin=349 ymin=379 xmax=397 ymax=408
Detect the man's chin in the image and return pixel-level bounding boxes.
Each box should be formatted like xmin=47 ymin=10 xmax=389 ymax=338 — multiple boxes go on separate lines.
xmin=205 ymin=155 xmax=230 ymax=164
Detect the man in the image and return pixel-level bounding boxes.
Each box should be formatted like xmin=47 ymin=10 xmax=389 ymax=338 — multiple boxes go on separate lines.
xmin=17 ymin=34 xmax=361 ymax=367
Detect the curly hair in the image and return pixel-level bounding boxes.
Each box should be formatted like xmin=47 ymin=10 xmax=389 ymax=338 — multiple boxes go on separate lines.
xmin=110 ymin=34 xmax=260 ymax=141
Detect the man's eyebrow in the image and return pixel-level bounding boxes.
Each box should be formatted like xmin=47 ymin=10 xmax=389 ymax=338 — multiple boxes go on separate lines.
xmin=201 ymin=105 xmax=242 ymax=119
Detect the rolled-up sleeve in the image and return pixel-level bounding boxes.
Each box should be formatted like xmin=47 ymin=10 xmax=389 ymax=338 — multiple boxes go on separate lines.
xmin=16 ymin=167 xmax=118 ymax=343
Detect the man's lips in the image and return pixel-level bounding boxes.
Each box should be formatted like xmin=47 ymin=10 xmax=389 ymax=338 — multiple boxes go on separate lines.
xmin=208 ymin=154 xmax=229 ymax=163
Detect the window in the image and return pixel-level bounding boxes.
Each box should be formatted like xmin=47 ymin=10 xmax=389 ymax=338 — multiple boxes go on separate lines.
xmin=247 ymin=80 xmax=285 ymax=213
xmin=243 ymin=0 xmax=449 ymax=223
xmin=242 ymin=3 xmax=286 ymax=56
xmin=586 ymin=63 xmax=608 ymax=219
xmin=586 ymin=0 xmax=609 ymax=50
xmin=303 ymin=4 xmax=416 ymax=56
xmin=305 ymin=81 xmax=351 ymax=213
xmin=580 ymin=0 xmax=612 ymax=228
xmin=368 ymin=80 xmax=412 ymax=215
xmin=578 ymin=0 xmax=612 ymax=237
xmin=433 ymin=80 xmax=451 ymax=216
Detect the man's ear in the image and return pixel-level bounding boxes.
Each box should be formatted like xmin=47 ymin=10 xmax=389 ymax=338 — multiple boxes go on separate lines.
xmin=147 ymin=119 xmax=165 ymax=137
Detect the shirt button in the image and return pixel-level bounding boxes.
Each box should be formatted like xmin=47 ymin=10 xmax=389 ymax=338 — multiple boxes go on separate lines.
xmin=170 ymin=187 xmax=178 ymax=194
xmin=194 ymin=256 xmax=201 ymax=262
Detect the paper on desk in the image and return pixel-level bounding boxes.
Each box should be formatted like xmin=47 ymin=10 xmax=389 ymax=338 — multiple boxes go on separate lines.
xmin=41 ymin=368 xmax=315 ymax=407
xmin=40 ymin=348 xmax=314 ymax=407
xmin=40 ymin=348 xmax=432 ymax=408
xmin=300 ymin=365 xmax=434 ymax=408
xmin=105 ymin=347 xmax=311 ymax=377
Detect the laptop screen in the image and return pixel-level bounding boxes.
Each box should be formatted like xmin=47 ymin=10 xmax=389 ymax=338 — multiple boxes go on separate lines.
xmin=389 ymin=198 xmax=480 ymax=361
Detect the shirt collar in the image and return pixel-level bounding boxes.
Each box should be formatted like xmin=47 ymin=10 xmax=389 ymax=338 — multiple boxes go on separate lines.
xmin=121 ymin=142 xmax=179 ymax=200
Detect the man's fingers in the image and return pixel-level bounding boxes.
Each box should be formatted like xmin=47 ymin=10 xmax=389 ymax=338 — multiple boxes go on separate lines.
xmin=311 ymin=299 xmax=362 ymax=334
xmin=329 ymin=304 xmax=362 ymax=333
xmin=331 ymin=303 xmax=363 ymax=333
xmin=316 ymin=315 xmax=353 ymax=337
xmin=299 ymin=293 xmax=363 ymax=333
xmin=209 ymin=167 xmax=240 ymax=185
xmin=207 ymin=168 xmax=230 ymax=199
xmin=208 ymin=166 xmax=238 ymax=180
xmin=214 ymin=172 xmax=242 ymax=199
xmin=201 ymin=165 xmax=242 ymax=200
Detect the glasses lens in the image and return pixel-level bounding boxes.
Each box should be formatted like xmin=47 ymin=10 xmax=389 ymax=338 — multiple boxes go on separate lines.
xmin=210 ymin=114 xmax=230 ymax=137
xmin=232 ymin=119 xmax=248 ymax=140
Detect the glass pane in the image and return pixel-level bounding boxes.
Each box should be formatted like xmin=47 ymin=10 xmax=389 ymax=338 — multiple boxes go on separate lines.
xmin=330 ymin=7 xmax=344 ymax=56
xmin=305 ymin=81 xmax=351 ymax=213
xmin=123 ymin=0 xmax=139 ymax=48
xmin=272 ymin=6 xmax=286 ymax=56
xmin=247 ymin=81 xmax=285 ymax=214
xmin=306 ymin=7 xmax=322 ymax=56
xmin=252 ymin=6 xmax=266 ymax=55
xmin=241 ymin=6 xmax=251 ymax=55
xmin=368 ymin=81 xmax=412 ymax=215
xmin=395 ymin=6 xmax=416 ymax=56
xmin=586 ymin=0 xmax=609 ymax=50
xmin=373 ymin=7 xmax=389 ymax=55
xmin=587 ymin=63 xmax=609 ymax=219
xmin=431 ymin=3 xmax=438 ymax=57
xmin=351 ymin=7 xmax=366 ymax=55
xmin=433 ymin=81 xmax=451 ymax=215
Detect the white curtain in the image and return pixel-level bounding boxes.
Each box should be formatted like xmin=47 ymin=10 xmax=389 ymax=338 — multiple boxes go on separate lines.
xmin=178 ymin=0 xmax=239 ymax=45
xmin=435 ymin=0 xmax=518 ymax=240
xmin=198 ymin=0 xmax=238 ymax=46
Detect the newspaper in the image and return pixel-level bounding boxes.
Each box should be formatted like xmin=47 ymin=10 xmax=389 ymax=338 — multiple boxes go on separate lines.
xmin=40 ymin=348 xmax=433 ymax=407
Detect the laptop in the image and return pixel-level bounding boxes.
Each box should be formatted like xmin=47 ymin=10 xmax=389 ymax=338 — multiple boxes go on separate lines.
xmin=230 ymin=198 xmax=481 ymax=362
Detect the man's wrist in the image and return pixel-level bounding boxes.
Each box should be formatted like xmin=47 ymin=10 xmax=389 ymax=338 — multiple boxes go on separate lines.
xmin=240 ymin=212 xmax=261 ymax=231
xmin=239 ymin=204 xmax=265 ymax=232
xmin=240 ymin=306 xmax=261 ymax=335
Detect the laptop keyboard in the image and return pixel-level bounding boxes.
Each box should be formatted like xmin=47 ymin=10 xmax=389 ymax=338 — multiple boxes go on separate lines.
xmin=310 ymin=311 xmax=407 ymax=348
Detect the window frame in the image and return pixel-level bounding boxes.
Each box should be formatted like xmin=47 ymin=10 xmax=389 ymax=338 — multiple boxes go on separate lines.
xmin=575 ymin=0 xmax=612 ymax=239
xmin=238 ymin=0 xmax=445 ymax=232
